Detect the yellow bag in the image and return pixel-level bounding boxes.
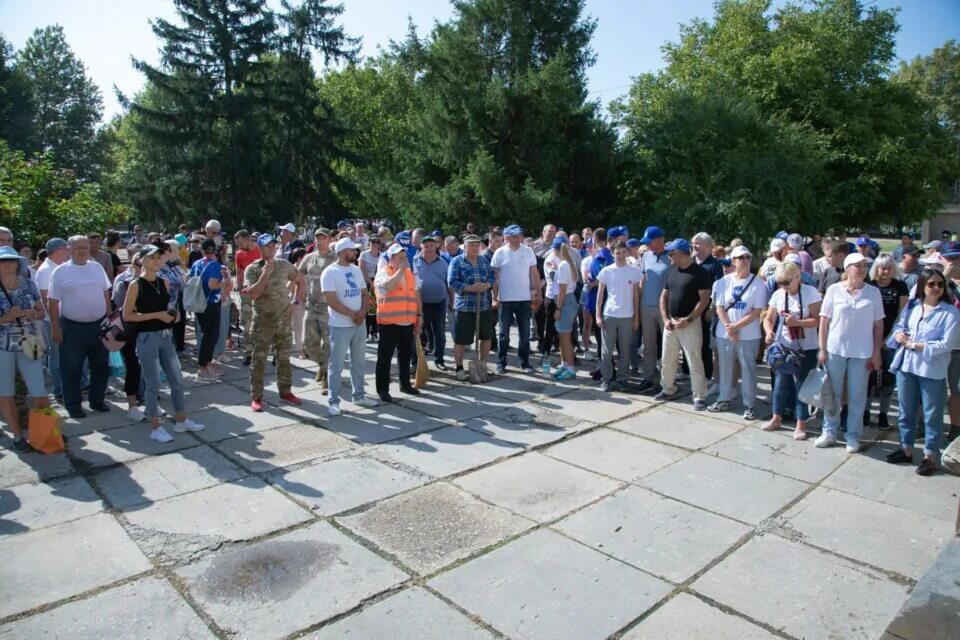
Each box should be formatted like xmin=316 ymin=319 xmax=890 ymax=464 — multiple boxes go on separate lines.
xmin=27 ymin=407 xmax=65 ymax=454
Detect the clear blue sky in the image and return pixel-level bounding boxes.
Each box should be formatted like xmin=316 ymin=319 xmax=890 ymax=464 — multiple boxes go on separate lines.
xmin=1 ymin=0 xmax=957 ymax=121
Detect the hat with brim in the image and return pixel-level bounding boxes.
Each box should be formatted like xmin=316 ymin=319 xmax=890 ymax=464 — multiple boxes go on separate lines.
xmin=923 ymin=240 xmax=943 ymax=251
xmin=386 ymin=244 xmax=405 ymax=257
xmin=138 ymin=245 xmax=162 ymax=258
xmin=920 ymin=253 xmax=945 ymax=268
xmin=420 ymin=236 xmax=438 ymax=244
xmin=257 ymin=234 xmax=277 ymax=248
xmin=665 ymin=238 xmax=691 ymax=254
xmin=0 ymin=246 xmax=28 ymax=271
xmin=941 ymin=242 xmax=960 ymax=258
xmin=463 ymin=234 xmax=482 ymax=244
xmin=640 ymin=226 xmax=664 ymax=244
xmin=315 ymin=228 xmax=332 ymax=238
xmin=281 ymin=223 xmax=296 ymax=234
xmin=902 ymin=245 xmax=921 ymax=256
xmin=503 ymin=225 xmax=523 ymax=237
xmin=334 ymin=238 xmax=358 ymax=253
xmin=843 ymin=253 xmax=868 ymax=268
xmin=730 ymin=245 xmax=752 ymax=259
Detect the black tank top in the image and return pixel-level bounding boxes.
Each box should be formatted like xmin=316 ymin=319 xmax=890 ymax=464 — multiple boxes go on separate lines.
xmin=135 ymin=276 xmax=171 ymax=333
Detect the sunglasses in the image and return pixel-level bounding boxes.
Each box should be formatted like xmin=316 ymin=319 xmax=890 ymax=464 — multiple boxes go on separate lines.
xmin=926 ymin=281 xmax=945 ymax=289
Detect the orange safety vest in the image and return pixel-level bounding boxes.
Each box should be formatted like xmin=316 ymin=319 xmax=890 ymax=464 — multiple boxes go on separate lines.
xmin=376 ymin=265 xmax=418 ymax=325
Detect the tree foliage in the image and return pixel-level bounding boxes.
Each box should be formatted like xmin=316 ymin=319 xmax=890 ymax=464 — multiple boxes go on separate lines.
xmin=894 ymin=39 xmax=960 ymax=136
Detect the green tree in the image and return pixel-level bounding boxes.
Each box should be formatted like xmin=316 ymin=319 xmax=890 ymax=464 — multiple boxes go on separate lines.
xmin=894 ymin=39 xmax=960 ymax=135
xmin=0 ymin=33 xmax=35 ymax=152
xmin=15 ymin=25 xmax=103 ymax=178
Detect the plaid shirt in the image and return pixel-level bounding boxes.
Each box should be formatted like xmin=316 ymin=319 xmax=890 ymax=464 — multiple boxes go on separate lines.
xmin=447 ymin=253 xmax=495 ymax=312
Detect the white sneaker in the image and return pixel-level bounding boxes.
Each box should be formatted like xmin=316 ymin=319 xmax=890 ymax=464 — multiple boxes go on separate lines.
xmin=845 ymin=441 xmax=861 ymax=454
xmin=328 ymin=404 xmax=341 ymax=416
xmin=128 ymin=407 xmax=145 ymax=422
xmin=354 ymin=397 xmax=378 ymax=408
xmin=815 ymin=433 xmax=837 ymax=448
xmin=150 ymin=426 xmax=174 ymax=443
xmin=707 ymin=382 xmax=719 ymax=396
xmin=174 ymin=418 xmax=205 ymax=433
xmin=456 ymin=369 xmax=469 ymax=381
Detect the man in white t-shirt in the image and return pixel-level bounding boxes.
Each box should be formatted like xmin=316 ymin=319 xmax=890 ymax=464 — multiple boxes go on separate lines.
xmin=491 ymin=224 xmax=542 ymax=375
xmin=36 ymin=237 xmax=70 ymax=398
xmin=596 ymin=240 xmax=641 ymax=392
xmin=355 ymin=222 xmax=370 ymax=251
xmin=320 ymin=238 xmax=378 ymax=415
xmin=47 ymin=235 xmax=112 ymax=419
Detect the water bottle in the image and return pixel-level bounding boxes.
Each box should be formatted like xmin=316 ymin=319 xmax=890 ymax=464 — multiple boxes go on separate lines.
xmin=541 ymin=359 xmax=550 ymax=376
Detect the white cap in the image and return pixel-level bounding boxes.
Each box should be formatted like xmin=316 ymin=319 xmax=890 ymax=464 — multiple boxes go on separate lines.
xmin=281 ymin=223 xmax=296 ymax=233
xmin=843 ymin=253 xmax=868 ymax=268
xmin=205 ymin=219 xmax=221 ymax=232
xmin=769 ymin=238 xmax=786 ymax=253
xmin=334 ymin=238 xmax=358 ymax=253
xmin=730 ymin=245 xmax=751 ymax=259
xmin=785 ymin=253 xmax=802 ymax=265
xmin=786 ymin=233 xmax=804 ymax=250
xmin=919 ymin=252 xmax=945 ymax=267
xmin=386 ymin=244 xmax=406 ymax=257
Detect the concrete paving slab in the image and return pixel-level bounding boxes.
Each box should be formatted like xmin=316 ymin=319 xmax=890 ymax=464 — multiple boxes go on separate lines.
xmin=0 ymin=449 xmax=73 ymax=489
xmin=556 ymin=485 xmax=751 ymax=583
xmin=273 ymin=455 xmax=426 ymax=515
xmin=338 ymin=482 xmax=533 ymax=574
xmin=307 ymin=587 xmax=496 ymax=640
xmin=623 ymin=593 xmax=779 ymax=640
xmin=824 ymin=442 xmax=960 ymax=523
xmin=704 ymin=427 xmax=848 ymax=483
xmin=69 ymin=423 xmax=197 ymax=469
xmin=640 ymin=453 xmax=809 ymax=524
xmin=324 ymin=404 xmax=450 ymax=444
xmin=0 ymin=576 xmax=214 ymax=639
xmin=543 ymin=428 xmax=688 ymax=482
xmin=0 ymin=475 xmax=102 ymax=538
xmin=176 ymin=521 xmax=407 ymax=640
xmin=95 ymin=444 xmax=246 ymax=510
xmin=453 ymin=452 xmax=620 ymax=522
xmin=479 ymin=375 xmax=571 ymax=400
xmin=377 ymin=426 xmax=523 ymax=478
xmin=398 ymin=386 xmax=511 ymax=421
xmin=268 ymin=387 xmax=374 ymax=422
xmin=780 ymin=487 xmax=955 ymax=580
xmin=0 ymin=513 xmax=151 ymax=618
xmin=216 ymin=423 xmax=354 ymax=473
xmin=532 ymin=388 xmax=648 ymax=424
xmin=610 ymin=406 xmax=741 ymax=450
xmin=693 ymin=534 xmax=909 ymax=640
xmin=885 ymin=537 xmax=960 ymax=640
xmin=59 ymin=401 xmax=144 ymax=436
xmin=124 ymin=476 xmax=312 ymax=563
xmin=430 ymin=528 xmax=671 ymax=640
xmin=461 ymin=403 xmax=594 ymax=447
xmin=182 ymin=383 xmax=252 ymax=410
xmin=190 ymin=404 xmax=300 ymax=443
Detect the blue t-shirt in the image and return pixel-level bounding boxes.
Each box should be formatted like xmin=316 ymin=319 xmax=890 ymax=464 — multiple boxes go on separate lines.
xmin=641 ymin=250 xmax=671 ymax=307
xmin=189 ymin=257 xmax=222 ymax=305
xmin=414 ymin=254 xmax=450 ymax=304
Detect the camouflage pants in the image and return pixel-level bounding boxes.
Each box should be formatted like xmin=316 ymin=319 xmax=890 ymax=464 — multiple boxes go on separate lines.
xmin=240 ymin=293 xmax=254 ymax=355
xmin=304 ymin=308 xmax=330 ymax=382
xmin=250 ymin=312 xmax=292 ymax=400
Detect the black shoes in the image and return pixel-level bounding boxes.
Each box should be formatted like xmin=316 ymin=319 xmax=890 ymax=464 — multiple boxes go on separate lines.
xmin=862 ymin=410 xmax=871 ymax=427
xmin=13 ymin=436 xmax=33 ymax=453
xmin=635 ymin=380 xmax=655 ymax=393
xmin=916 ymin=458 xmax=937 ymax=476
xmin=243 ymin=355 xmax=251 ymax=366
xmin=378 ymin=392 xmax=394 ymax=403
xmin=90 ymin=403 xmax=111 ymax=413
xmin=885 ymin=449 xmax=912 ymax=465
xmin=400 ymin=386 xmax=420 ymax=396
xmin=68 ymin=408 xmax=86 ymax=419
xmin=877 ymin=413 xmax=890 ymax=430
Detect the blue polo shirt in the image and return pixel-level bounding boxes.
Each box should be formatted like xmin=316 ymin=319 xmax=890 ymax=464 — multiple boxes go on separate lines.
xmin=641 ymin=250 xmax=671 ymax=307
xmin=414 ymin=254 xmax=450 ymax=304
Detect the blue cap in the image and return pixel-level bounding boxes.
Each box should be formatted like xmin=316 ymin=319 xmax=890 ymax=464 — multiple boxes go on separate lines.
xmin=664 ymin=238 xmax=692 ymax=254
xmin=503 ymin=224 xmax=523 ymax=237
xmin=257 ymin=234 xmax=277 ymax=247
xmin=551 ymin=236 xmax=568 ymax=250
xmin=639 ymin=226 xmax=664 ymax=244
xmin=855 ymin=236 xmax=870 ymax=247
xmin=395 ymin=231 xmax=412 ymax=247
xmin=847 ymin=241 xmax=857 ymax=254
xmin=337 ymin=220 xmax=350 ymax=229
xmin=626 ymin=238 xmax=641 ymax=248
xmin=942 ymin=242 xmax=960 ymax=258
xmin=775 ymin=231 xmax=789 ymax=240
xmin=608 ymin=225 xmax=628 ymax=240
xmin=596 ymin=247 xmax=614 ymax=266
xmin=584 ymin=238 xmax=593 ymax=247
xmin=719 ymin=258 xmax=732 ymax=267
xmin=431 ymin=228 xmax=444 ymax=238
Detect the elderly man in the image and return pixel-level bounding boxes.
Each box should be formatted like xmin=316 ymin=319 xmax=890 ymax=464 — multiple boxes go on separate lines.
xmin=492 ymin=224 xmax=541 ymax=375
xmin=442 ymin=236 xmax=461 ymax=263
xmin=356 ymin=222 xmax=371 ymax=251
xmin=131 ymin=225 xmax=147 ymax=247
xmin=47 ymin=236 xmax=112 ymax=418
xmin=414 ymin=235 xmax=452 ymax=370
xmin=279 ymin=223 xmax=304 ymax=262
xmin=374 ymin=244 xmax=422 ymax=402
xmin=36 ymin=237 xmax=70 ymax=398
xmin=298 ymin=228 xmax=337 ymax=393
xmin=448 ymin=235 xmax=496 ymax=381
xmin=691 ymin=232 xmax=723 ymax=393
xmin=205 ymin=219 xmax=223 ymax=247
xmin=532 ymin=224 xmax=557 ymax=259
xmin=86 ymin=232 xmax=114 ymax=281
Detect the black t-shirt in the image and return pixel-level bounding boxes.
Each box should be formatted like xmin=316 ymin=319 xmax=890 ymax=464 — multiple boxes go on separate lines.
xmin=698 ymin=255 xmax=724 ymax=283
xmin=817 ymin=266 xmax=842 ymax=295
xmin=109 ymin=251 xmax=122 ymax=277
xmin=664 ymin=262 xmax=712 ymax=318
xmin=869 ymin=278 xmax=908 ymax=337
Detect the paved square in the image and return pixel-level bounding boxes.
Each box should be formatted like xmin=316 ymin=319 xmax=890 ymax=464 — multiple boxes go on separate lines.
xmin=190 ymin=404 xmax=299 ymax=442
xmin=533 ymin=388 xmax=647 ymax=423
xmin=377 ymin=425 xmax=523 ymax=478
xmin=623 ymin=593 xmax=778 ymax=639
xmin=704 ymin=427 xmax=848 ymax=482
xmin=430 ymin=529 xmax=672 ymax=640
xmin=611 ymin=406 xmax=742 ymax=449
xmin=69 ymin=423 xmax=196 ymax=469
xmin=216 ymin=423 xmax=354 ymax=472
xmin=461 ymin=403 xmax=593 ymax=447
xmin=0 ymin=475 xmax=102 ymax=537
xmin=339 ymin=482 xmax=533 ymax=574
xmin=324 ymin=403 xmax=450 ymax=444
xmin=543 ymin=428 xmax=688 ymax=481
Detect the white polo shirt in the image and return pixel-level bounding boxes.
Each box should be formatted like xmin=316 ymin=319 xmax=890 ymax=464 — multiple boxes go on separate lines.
xmin=48 ymin=260 xmax=111 ymax=322
xmin=491 ymin=244 xmax=537 ymax=302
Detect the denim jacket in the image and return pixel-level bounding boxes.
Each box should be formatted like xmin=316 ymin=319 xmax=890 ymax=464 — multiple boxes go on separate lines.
xmin=887 ymin=300 xmax=960 ymax=380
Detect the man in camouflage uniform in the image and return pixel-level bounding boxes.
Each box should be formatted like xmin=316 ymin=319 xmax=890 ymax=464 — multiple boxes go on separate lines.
xmin=244 ymin=234 xmax=303 ymax=412
xmin=298 ymin=228 xmax=337 ymax=393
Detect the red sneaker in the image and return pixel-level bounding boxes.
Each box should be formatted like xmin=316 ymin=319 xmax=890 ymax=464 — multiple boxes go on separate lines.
xmin=279 ymin=392 xmax=302 ymax=406
xmin=251 ymin=399 xmax=263 ymax=412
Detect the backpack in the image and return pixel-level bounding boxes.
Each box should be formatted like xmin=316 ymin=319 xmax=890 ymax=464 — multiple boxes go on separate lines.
xmin=183 ymin=258 xmax=211 ymax=314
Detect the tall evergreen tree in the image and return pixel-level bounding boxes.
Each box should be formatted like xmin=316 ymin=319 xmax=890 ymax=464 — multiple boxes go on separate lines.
xmin=0 ymin=34 xmax=35 ymax=153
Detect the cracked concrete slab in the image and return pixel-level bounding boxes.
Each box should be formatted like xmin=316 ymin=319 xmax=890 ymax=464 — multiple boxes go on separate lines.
xmin=703 ymin=427 xmax=848 ymax=483
xmin=68 ymin=423 xmax=197 ymax=469
xmin=215 ymin=423 xmax=354 ymax=472
xmin=461 ymin=403 xmax=594 ymax=448
xmin=0 ymin=449 xmax=73 ymax=489
xmin=532 ymin=388 xmax=648 ymax=423
xmin=0 ymin=475 xmax=102 ymax=538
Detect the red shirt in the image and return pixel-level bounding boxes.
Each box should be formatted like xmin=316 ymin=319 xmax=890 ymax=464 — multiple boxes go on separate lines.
xmin=235 ymin=246 xmax=261 ymax=291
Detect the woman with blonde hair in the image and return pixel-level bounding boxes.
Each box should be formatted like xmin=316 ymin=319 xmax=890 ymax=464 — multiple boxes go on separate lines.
xmin=551 ymin=242 xmax=581 ymax=380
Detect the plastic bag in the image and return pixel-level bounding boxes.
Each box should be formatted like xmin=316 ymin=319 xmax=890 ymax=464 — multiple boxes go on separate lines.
xmin=109 ymin=349 xmax=126 ymax=378
xmin=798 ymin=366 xmax=837 ymax=416
xmin=27 ymin=408 xmax=65 ymax=454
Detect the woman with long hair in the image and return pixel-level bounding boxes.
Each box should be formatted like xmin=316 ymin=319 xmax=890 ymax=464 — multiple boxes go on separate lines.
xmin=885 ymin=268 xmax=960 ymax=475
xmin=112 ymin=254 xmax=145 ymax=422
xmin=123 ymin=245 xmax=204 ymax=442
xmin=866 ymin=253 xmax=908 ymax=429
xmin=552 ymin=242 xmax=581 ymax=380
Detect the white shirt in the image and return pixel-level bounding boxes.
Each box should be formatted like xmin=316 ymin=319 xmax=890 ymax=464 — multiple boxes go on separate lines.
xmin=359 ymin=250 xmax=379 ymax=281
xmin=712 ymin=273 xmax=768 ymax=341
xmin=47 ymin=260 xmax=111 ymax=322
xmin=553 ymin=260 xmax=577 ymax=301
xmin=35 ymin=258 xmax=61 ymax=323
xmin=760 ymin=257 xmax=780 ymax=280
xmin=355 ymin=233 xmax=369 ymax=251
xmin=597 ymin=264 xmax=642 ymax=318
xmin=812 ymin=256 xmax=830 ymax=281
xmin=768 ymin=284 xmax=821 ymax=350
xmin=544 ymin=251 xmax=563 ymax=299
xmin=820 ymin=282 xmax=885 ymax=358
xmin=491 ymin=244 xmax=536 ymax=302
xmin=320 ymin=263 xmax=366 ymax=328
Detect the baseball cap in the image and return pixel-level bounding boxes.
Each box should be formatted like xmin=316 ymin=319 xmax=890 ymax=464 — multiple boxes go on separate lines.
xmin=639 ymin=226 xmax=664 ymax=244
xmin=769 ymin=238 xmax=786 ymax=252
xmin=334 ymin=238 xmax=358 ymax=253
xmin=626 ymin=238 xmax=641 ymax=248
xmin=855 ymin=236 xmax=871 ymax=247
xmin=257 ymin=234 xmax=277 ymax=247
xmin=420 ymin=235 xmax=438 ymax=244
xmin=337 ymin=220 xmax=350 ymax=229
xmin=431 ymin=228 xmax=444 ymax=238
xmin=730 ymin=245 xmax=752 ymax=259
xmin=775 ymin=231 xmax=789 ymax=240
xmin=463 ymin=234 xmax=483 ymax=244
xmin=920 ymin=252 xmax=944 ymax=267
xmin=843 ymin=253 xmax=868 ymax=268
xmin=386 ymin=244 xmax=406 ymax=257
xmin=138 ymin=245 xmax=161 ymax=258
xmin=551 ymin=235 xmax=568 ymax=249
xmin=902 ymin=245 xmax=921 ymax=256
xmin=786 ymin=233 xmax=804 ymax=250
xmin=607 ymin=225 xmax=628 ymax=240
xmin=941 ymin=242 xmax=960 ymax=258
xmin=395 ymin=231 xmax=412 ymax=247
xmin=923 ymin=240 xmax=943 ymax=251
xmin=785 ymin=253 xmax=802 ymax=265
xmin=503 ymin=224 xmax=523 ymax=237
xmin=665 ymin=238 xmax=691 ymax=254
xmin=45 ymin=237 xmax=67 ymax=252
xmin=315 ymin=227 xmax=331 ymax=237
xmin=280 ymin=223 xmax=296 ymax=233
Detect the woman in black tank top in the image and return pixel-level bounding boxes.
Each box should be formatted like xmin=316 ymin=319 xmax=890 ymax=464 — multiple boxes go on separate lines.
xmin=122 ymin=243 xmax=206 ymax=441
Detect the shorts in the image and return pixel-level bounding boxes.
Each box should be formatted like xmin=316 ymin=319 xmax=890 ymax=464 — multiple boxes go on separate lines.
xmin=554 ymin=295 xmax=580 ymax=333
xmin=454 ymin=309 xmax=495 ymax=345
xmin=0 ymin=350 xmax=46 ymax=397
xmin=948 ymin=351 xmax=960 ymax=395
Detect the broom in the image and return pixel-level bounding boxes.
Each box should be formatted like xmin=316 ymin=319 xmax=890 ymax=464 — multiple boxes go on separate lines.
xmin=414 ymin=331 xmax=429 ymax=389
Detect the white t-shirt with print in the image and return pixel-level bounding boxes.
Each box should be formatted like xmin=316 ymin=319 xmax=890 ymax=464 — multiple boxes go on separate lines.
xmin=491 ymin=244 xmax=536 ymax=302
xmin=712 ymin=274 xmax=768 ymax=340
xmin=320 ymin=263 xmax=366 ymax=328
xmin=597 ymin=264 xmax=642 ymax=319
xmin=768 ymin=284 xmax=821 ymax=350
xmin=820 ymin=282 xmax=885 ymax=358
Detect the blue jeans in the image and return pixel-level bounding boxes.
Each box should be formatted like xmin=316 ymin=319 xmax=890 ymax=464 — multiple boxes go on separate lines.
xmin=771 ymin=348 xmax=818 ymax=420
xmin=42 ymin=321 xmax=61 ymax=396
xmin=498 ymin=301 xmax=532 ymax=368
xmin=327 ymin=324 xmax=367 ymax=407
xmin=136 ymin=330 xmax=185 ymax=419
xmin=422 ymin=301 xmax=446 ymax=364
xmin=59 ymin=318 xmax=109 ymax=412
xmin=896 ymin=371 xmax=946 ymax=455
xmin=824 ymin=353 xmax=870 ymax=444
xmin=716 ymin=337 xmax=760 ymax=407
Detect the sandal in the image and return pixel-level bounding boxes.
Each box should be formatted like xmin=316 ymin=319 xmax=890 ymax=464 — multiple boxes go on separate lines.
xmin=761 ymin=417 xmax=782 ymax=432
xmin=792 ymin=426 xmax=808 ymax=441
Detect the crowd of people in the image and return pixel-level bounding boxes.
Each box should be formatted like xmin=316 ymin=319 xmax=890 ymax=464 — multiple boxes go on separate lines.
xmin=2 ymin=220 xmax=959 ymax=476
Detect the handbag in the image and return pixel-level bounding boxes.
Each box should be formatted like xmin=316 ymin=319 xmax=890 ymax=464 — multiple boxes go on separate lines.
xmin=765 ymin=286 xmax=804 ymax=377
xmin=27 ymin=407 xmax=65 ymax=454
xmin=0 ymin=280 xmax=44 ymax=359
xmin=99 ymin=311 xmax=128 ymax=352
xmin=798 ymin=366 xmax=838 ymax=415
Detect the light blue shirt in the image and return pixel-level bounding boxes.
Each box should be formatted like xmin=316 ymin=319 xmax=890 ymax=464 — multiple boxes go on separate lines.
xmin=640 ymin=250 xmax=670 ymax=307
xmin=887 ymin=300 xmax=960 ymax=380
